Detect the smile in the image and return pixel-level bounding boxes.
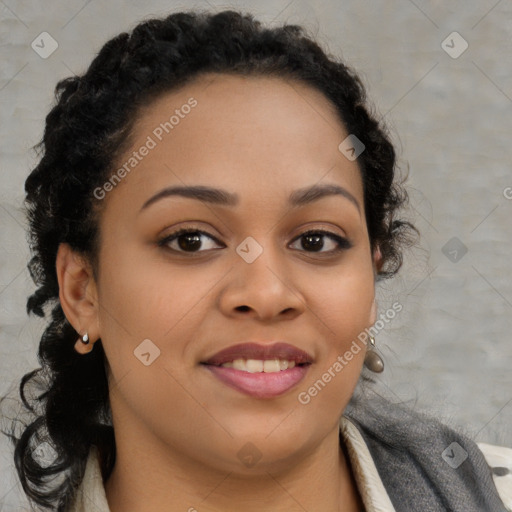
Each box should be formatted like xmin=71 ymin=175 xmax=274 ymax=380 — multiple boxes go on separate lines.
xmin=201 ymin=342 xmax=313 ymax=399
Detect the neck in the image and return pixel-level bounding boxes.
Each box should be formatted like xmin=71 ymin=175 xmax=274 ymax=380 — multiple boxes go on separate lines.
xmin=103 ymin=419 xmax=363 ymax=512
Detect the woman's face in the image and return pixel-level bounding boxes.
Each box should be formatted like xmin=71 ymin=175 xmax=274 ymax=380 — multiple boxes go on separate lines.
xmin=89 ymin=73 xmax=378 ymax=473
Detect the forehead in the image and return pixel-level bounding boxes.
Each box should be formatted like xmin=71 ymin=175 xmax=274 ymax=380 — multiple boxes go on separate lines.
xmin=102 ymin=73 xmax=364 ymax=213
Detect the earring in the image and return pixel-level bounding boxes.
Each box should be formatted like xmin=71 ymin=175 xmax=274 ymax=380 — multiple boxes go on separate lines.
xmin=74 ymin=332 xmax=94 ymax=354
xmin=363 ymin=335 xmax=384 ymax=373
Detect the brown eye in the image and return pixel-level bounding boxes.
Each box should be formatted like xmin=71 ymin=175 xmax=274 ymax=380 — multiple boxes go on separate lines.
xmin=289 ymin=230 xmax=352 ymax=253
xmin=158 ymin=229 xmax=223 ymax=253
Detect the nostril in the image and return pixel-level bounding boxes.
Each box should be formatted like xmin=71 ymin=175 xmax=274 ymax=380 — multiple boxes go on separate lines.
xmin=236 ymin=305 xmax=250 ymax=312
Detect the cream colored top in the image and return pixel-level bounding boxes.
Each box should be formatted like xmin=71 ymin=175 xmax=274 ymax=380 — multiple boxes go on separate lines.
xmin=69 ymin=417 xmax=512 ymax=511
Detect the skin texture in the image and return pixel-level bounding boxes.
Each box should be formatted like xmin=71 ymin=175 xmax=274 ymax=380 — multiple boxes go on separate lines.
xmin=57 ymin=73 xmax=381 ymax=511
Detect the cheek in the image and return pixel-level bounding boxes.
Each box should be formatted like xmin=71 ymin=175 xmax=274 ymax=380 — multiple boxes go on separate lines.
xmin=318 ymin=265 xmax=375 ymax=338
xmin=96 ymin=242 xmax=222 ymax=373
xmin=96 ymin=246 xmax=206 ymax=434
xmin=98 ymin=241 xmax=183 ymax=329
xmin=295 ymin=273 xmax=373 ymax=420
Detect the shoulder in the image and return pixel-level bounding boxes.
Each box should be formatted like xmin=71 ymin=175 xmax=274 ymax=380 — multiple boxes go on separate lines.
xmin=477 ymin=442 xmax=512 ymax=511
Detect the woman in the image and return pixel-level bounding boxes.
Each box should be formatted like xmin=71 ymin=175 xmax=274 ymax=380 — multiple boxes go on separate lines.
xmin=5 ymin=8 xmax=511 ymax=512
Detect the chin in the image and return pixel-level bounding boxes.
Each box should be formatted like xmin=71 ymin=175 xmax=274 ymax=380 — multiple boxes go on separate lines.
xmin=212 ymin=438 xmax=312 ymax=476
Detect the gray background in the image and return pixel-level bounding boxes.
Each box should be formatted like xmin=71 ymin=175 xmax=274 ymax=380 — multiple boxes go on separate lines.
xmin=1 ymin=0 xmax=511 ymax=508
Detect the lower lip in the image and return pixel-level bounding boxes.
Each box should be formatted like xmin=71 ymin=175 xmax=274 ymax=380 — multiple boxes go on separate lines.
xmin=204 ymin=364 xmax=310 ymax=399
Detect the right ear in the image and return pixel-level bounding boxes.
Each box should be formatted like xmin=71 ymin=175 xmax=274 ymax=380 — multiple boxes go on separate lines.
xmin=373 ymin=244 xmax=383 ymax=274
xmin=56 ymin=243 xmax=100 ymax=350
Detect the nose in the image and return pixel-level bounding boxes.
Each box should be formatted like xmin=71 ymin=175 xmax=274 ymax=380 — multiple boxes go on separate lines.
xmin=217 ymin=241 xmax=305 ymax=322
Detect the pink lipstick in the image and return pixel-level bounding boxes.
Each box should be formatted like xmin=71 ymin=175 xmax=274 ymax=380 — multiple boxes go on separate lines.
xmin=202 ymin=342 xmax=313 ymax=399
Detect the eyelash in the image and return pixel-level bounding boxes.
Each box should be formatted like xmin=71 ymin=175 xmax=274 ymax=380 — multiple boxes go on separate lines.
xmin=157 ymin=227 xmax=353 ymax=255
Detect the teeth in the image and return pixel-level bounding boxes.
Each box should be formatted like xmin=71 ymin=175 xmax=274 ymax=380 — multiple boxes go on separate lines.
xmin=263 ymin=360 xmax=281 ymax=372
xmin=221 ymin=359 xmax=297 ymax=372
xmin=232 ymin=358 xmax=248 ymax=371
xmin=246 ymin=359 xmax=263 ymax=373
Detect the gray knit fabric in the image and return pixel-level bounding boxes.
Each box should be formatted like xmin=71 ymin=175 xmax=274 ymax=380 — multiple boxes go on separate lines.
xmin=345 ymin=395 xmax=508 ymax=511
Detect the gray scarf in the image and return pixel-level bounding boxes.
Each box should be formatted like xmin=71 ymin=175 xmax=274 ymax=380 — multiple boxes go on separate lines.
xmin=344 ymin=394 xmax=507 ymax=511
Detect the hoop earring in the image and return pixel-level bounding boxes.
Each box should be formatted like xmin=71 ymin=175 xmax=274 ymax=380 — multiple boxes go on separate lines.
xmin=363 ymin=335 xmax=384 ymax=373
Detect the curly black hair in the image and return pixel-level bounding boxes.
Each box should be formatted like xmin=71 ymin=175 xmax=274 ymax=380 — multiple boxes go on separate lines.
xmin=2 ymin=8 xmax=417 ymax=511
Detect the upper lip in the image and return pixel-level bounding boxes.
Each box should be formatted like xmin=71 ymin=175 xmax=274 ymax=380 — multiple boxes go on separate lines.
xmin=202 ymin=342 xmax=314 ymax=366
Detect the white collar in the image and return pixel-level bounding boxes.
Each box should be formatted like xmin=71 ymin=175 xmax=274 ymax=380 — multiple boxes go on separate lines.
xmin=339 ymin=415 xmax=396 ymax=511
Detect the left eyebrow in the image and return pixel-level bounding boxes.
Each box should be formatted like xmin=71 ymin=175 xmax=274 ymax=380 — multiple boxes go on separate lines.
xmin=288 ymin=183 xmax=361 ymax=214
xmin=139 ymin=183 xmax=361 ymax=215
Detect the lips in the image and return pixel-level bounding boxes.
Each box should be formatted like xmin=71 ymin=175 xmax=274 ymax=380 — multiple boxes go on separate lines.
xmin=202 ymin=342 xmax=314 ymax=366
xmin=201 ymin=342 xmax=313 ymax=399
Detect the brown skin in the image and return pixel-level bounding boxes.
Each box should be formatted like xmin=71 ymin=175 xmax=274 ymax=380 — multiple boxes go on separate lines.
xmin=57 ymin=73 xmax=381 ymax=511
